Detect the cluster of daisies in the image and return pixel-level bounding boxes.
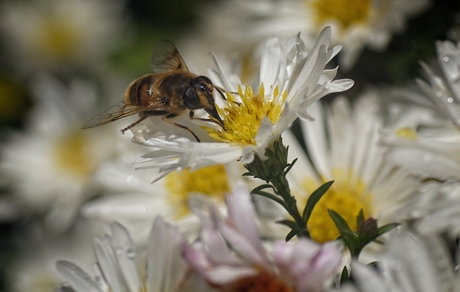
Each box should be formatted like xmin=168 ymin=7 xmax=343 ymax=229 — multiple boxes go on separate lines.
xmin=2 ymin=0 xmax=460 ymax=291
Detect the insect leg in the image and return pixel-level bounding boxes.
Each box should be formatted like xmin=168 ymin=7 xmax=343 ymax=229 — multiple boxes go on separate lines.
xmin=121 ymin=116 xmax=148 ymax=134
xmin=163 ymin=112 xmax=201 ymax=142
xmin=189 ymin=111 xmax=225 ymax=129
xmin=215 ymin=86 xmax=240 ymax=106
xmin=120 ymin=110 xmax=169 ymax=134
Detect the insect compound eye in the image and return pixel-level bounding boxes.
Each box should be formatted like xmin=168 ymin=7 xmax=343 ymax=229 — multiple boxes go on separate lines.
xmin=183 ymin=86 xmax=202 ymax=110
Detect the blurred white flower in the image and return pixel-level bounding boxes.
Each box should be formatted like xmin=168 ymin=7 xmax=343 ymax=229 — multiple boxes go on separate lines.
xmin=56 ymin=218 xmax=206 ymax=292
xmin=182 ymin=0 xmax=429 ymax=71
xmin=338 ymin=230 xmax=459 ymax=292
xmin=0 ymin=75 xmax=123 ymax=232
xmin=6 ymin=219 xmax=96 ymax=292
xmin=183 ymin=185 xmax=343 ymax=292
xmin=0 ymin=0 xmax=125 ymax=74
xmin=82 ymin=156 xmax=244 ymax=242
xmin=131 ymin=27 xmax=353 ymax=182
xmin=381 ymin=40 xmax=460 ymax=181
xmin=281 ymin=90 xmax=420 ymax=249
xmin=394 ymin=180 xmax=460 ymax=238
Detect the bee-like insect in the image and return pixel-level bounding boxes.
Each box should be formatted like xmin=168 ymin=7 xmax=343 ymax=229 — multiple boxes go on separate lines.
xmin=82 ymin=40 xmax=225 ymax=142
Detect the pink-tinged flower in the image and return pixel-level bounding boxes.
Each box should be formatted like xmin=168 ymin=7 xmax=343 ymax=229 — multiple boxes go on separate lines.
xmin=182 ymin=186 xmax=343 ymax=292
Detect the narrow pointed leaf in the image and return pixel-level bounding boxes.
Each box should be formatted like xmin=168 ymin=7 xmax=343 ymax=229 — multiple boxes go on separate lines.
xmin=285 ymin=229 xmax=299 ymax=242
xmin=340 ymin=266 xmax=349 ymax=285
xmin=276 ymin=219 xmax=297 ymax=229
xmin=303 ymin=181 xmax=334 ymax=222
xmin=377 ymin=223 xmax=399 ymax=236
xmin=251 ymin=190 xmax=287 ymax=208
xmin=357 ymin=209 xmax=364 ymax=229
xmin=284 ymin=158 xmax=298 ymax=175
xmin=252 ymin=184 xmax=276 ymax=193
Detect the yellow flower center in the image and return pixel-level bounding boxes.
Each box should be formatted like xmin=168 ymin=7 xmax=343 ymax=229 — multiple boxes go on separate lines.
xmin=35 ymin=16 xmax=83 ymax=61
xmin=395 ymin=127 xmax=418 ymax=140
xmin=165 ymin=165 xmax=230 ymax=219
xmin=300 ymin=169 xmax=373 ymax=243
xmin=205 ymin=84 xmax=287 ymax=146
xmin=310 ymin=0 xmax=372 ymax=30
xmin=54 ymin=131 xmax=94 ymax=180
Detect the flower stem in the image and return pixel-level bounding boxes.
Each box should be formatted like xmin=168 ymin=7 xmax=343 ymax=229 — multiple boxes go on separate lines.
xmin=244 ymin=137 xmax=309 ymax=238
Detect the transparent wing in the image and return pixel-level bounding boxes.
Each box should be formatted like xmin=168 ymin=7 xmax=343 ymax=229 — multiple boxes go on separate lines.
xmin=82 ymin=100 xmax=147 ymax=129
xmin=150 ymin=40 xmax=189 ymax=73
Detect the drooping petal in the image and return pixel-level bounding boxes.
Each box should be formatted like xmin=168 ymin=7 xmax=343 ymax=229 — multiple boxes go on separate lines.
xmin=56 ymin=261 xmax=102 ymax=292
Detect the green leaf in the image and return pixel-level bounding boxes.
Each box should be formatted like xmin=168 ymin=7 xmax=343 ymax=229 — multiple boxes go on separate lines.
xmin=328 ymin=209 xmax=358 ymax=256
xmin=285 ymin=229 xmax=299 ymax=242
xmin=284 ymin=158 xmax=298 ymax=176
xmin=340 ymin=266 xmax=349 ymax=285
xmin=252 ymin=184 xmax=275 ymax=193
xmin=303 ymin=181 xmax=334 ymax=222
xmin=357 ymin=209 xmax=364 ymax=229
xmin=251 ymin=190 xmax=287 ymax=208
xmin=377 ymin=223 xmax=399 ymax=236
xmin=276 ymin=220 xmax=297 ymax=229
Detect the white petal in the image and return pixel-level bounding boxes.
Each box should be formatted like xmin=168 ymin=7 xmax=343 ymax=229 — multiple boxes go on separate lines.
xmin=350 ymin=262 xmax=389 ymax=292
xmin=56 ymin=261 xmax=102 ymax=292
xmin=384 ymin=147 xmax=460 ymax=180
xmin=146 ymin=217 xmax=188 ymax=292
xmin=93 ymin=236 xmax=125 ymax=292
xmin=110 ymin=222 xmax=142 ymax=292
xmin=260 ymin=36 xmax=282 ymax=91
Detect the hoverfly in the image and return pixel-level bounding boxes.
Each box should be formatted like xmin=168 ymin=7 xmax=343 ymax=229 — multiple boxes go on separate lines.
xmin=82 ymin=40 xmax=225 ymax=142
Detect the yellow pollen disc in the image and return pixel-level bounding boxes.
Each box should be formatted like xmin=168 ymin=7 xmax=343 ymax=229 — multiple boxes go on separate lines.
xmin=395 ymin=127 xmax=418 ymax=140
xmin=165 ymin=165 xmax=230 ymax=219
xmin=54 ymin=131 xmax=94 ymax=180
xmin=310 ymin=0 xmax=372 ymax=30
xmin=300 ymin=169 xmax=373 ymax=244
xmin=205 ymin=84 xmax=287 ymax=146
xmin=35 ymin=16 xmax=82 ymax=61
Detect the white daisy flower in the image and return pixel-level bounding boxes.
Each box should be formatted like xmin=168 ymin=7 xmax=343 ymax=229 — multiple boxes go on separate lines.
xmin=183 ymin=0 xmax=429 ymax=71
xmin=131 ymin=27 xmax=353 ymax=182
xmin=281 ymin=90 xmax=420 ymax=249
xmin=56 ymin=217 xmax=208 ymax=292
xmin=81 ymin=155 xmax=245 ymax=242
xmin=182 ymin=185 xmax=343 ymax=292
xmin=395 ymin=180 xmax=460 ymax=238
xmin=0 ymin=0 xmax=125 ymax=74
xmin=6 ymin=220 xmax=96 ymax=292
xmin=381 ymin=40 xmax=460 ymax=180
xmin=338 ymin=230 xmax=459 ymax=292
xmin=0 ymin=75 xmax=122 ymax=232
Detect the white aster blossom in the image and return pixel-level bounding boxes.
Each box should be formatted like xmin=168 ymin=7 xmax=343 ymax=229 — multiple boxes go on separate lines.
xmin=0 ymin=0 xmax=125 ymax=74
xmin=277 ymin=90 xmax=420 ymax=253
xmin=6 ymin=220 xmax=96 ymax=292
xmin=338 ymin=230 xmax=459 ymax=292
xmin=181 ymin=0 xmax=429 ymax=71
xmin=0 ymin=75 xmax=122 ymax=232
xmin=56 ymin=218 xmax=206 ymax=292
xmin=81 ymin=155 xmax=245 ymax=242
xmin=381 ymin=40 xmax=460 ymax=180
xmin=131 ymin=27 xmax=353 ymax=182
xmin=394 ymin=180 xmax=460 ymax=238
